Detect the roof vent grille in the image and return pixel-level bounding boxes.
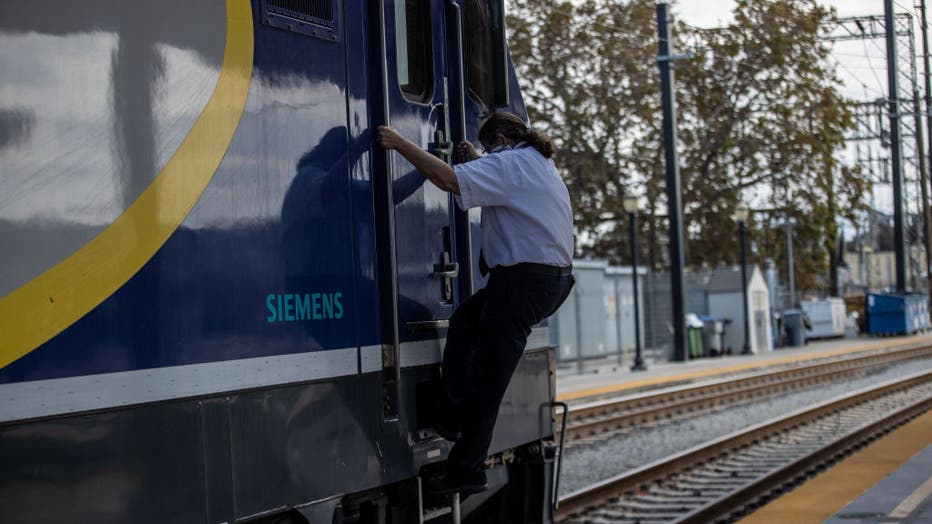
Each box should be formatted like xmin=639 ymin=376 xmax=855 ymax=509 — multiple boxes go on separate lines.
xmin=262 ymin=0 xmax=338 ymax=41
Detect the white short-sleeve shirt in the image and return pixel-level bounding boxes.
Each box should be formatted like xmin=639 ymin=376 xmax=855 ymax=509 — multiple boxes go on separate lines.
xmin=454 ymin=145 xmax=574 ymax=268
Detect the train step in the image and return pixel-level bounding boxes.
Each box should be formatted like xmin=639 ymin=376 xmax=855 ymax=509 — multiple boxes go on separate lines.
xmin=417 ymin=477 xmax=461 ymax=524
xmin=411 ymin=434 xmax=453 ymax=472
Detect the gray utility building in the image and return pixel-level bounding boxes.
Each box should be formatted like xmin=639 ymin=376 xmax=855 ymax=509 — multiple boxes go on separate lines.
xmin=550 ymin=261 xmax=774 ymax=369
xmin=550 ymin=260 xmax=647 ymax=367
xmin=706 ymin=266 xmax=773 ymax=354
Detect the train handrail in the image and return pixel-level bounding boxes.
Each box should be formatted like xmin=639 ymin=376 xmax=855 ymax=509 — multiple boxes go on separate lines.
xmin=376 ymin=0 xmax=402 ymax=422
xmin=550 ymin=401 xmax=569 ymax=514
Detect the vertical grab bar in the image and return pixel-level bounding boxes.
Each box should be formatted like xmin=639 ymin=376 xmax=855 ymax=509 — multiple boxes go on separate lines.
xmin=445 ymin=0 xmax=475 ymax=295
xmin=446 ymin=0 xmax=467 ymax=141
xmin=377 ymin=0 xmax=402 ymax=421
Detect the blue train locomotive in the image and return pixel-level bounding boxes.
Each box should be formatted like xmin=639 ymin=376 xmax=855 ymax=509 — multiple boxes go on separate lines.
xmin=0 ymin=0 xmax=559 ymax=522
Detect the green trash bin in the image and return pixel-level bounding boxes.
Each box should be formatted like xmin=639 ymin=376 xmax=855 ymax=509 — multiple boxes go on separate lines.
xmin=688 ymin=326 xmax=704 ymax=358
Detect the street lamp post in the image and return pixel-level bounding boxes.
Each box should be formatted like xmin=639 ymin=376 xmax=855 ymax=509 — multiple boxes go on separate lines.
xmin=784 ymin=220 xmax=795 ymax=308
xmin=624 ymin=194 xmax=646 ymax=372
xmin=736 ymin=202 xmax=752 ymax=355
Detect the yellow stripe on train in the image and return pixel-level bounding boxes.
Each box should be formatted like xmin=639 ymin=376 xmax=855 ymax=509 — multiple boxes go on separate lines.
xmin=0 ymin=0 xmax=254 ymax=370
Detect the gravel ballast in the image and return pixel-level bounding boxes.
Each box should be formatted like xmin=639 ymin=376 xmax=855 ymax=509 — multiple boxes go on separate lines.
xmin=558 ymin=358 xmax=932 ymax=496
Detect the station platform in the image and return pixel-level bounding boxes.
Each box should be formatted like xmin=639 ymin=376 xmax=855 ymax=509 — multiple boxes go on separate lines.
xmin=741 ymin=409 xmax=932 ymax=524
xmin=556 ymin=333 xmax=932 ymax=402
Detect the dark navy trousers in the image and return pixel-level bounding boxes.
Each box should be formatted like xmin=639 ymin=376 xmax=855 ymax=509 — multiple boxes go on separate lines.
xmin=440 ymin=265 xmax=574 ymax=476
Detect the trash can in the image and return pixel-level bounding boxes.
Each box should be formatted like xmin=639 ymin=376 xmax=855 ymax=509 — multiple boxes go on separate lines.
xmin=688 ymin=326 xmax=704 ymax=358
xmin=783 ymin=309 xmax=806 ymax=347
xmin=686 ymin=314 xmax=704 ymax=358
xmin=698 ymin=315 xmax=727 ymax=356
xmin=772 ymin=311 xmax=784 ymax=349
xmin=845 ymin=312 xmax=860 ymax=338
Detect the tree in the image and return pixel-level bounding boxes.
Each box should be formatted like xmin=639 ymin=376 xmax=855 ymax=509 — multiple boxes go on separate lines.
xmin=507 ymin=0 xmax=661 ymax=264
xmin=675 ymin=0 xmax=867 ymax=291
xmin=506 ymin=0 xmax=869 ymax=292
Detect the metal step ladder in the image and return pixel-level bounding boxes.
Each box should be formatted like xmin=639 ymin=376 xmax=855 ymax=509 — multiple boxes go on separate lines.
xmin=417 ymin=477 xmax=461 ymax=524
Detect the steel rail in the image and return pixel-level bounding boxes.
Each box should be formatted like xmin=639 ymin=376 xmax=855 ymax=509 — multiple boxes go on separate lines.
xmin=555 ymin=368 xmax=932 ymax=521
xmin=678 ymin=384 xmax=932 ymax=522
xmin=558 ymin=343 xmax=932 ymax=443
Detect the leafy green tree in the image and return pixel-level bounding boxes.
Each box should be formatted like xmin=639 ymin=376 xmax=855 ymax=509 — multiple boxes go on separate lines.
xmin=506 ymin=0 xmax=869 ymax=293
xmin=507 ymin=0 xmax=661 ymax=264
xmin=675 ymin=0 xmax=866 ymax=291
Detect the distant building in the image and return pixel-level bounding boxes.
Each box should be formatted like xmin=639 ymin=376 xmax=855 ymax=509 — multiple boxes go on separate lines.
xmin=843 ymin=247 xmax=927 ymax=291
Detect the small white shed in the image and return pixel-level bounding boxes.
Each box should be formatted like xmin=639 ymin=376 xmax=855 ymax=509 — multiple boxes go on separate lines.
xmin=707 ymin=266 xmax=772 ymax=354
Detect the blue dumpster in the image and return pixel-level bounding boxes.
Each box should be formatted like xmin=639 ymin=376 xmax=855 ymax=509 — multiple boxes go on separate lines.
xmin=866 ymin=293 xmax=930 ymax=336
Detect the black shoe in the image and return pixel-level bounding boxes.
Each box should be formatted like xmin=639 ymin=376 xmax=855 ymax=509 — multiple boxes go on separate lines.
xmin=432 ymin=419 xmax=462 ymax=442
xmin=424 ymin=470 xmax=488 ymax=496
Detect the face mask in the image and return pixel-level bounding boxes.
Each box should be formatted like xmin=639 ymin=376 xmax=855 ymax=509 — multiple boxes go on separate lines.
xmin=482 ymin=133 xmax=510 ymax=154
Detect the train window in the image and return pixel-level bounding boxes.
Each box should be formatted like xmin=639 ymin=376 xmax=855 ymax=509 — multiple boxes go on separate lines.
xmin=394 ymin=0 xmax=433 ymax=103
xmin=464 ymin=0 xmax=508 ymax=109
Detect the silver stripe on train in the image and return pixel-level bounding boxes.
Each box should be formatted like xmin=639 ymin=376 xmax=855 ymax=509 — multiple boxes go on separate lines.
xmin=1 ymin=324 xmax=551 ymax=422
xmin=395 ymin=325 xmax=552 ymax=369
xmin=360 ymin=344 xmax=383 ymax=373
xmin=0 ymin=345 xmax=380 ymax=423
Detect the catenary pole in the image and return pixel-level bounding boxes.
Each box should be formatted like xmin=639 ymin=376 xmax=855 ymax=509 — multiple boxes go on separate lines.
xmin=921 ymin=0 xmax=932 ymax=295
xmin=656 ymin=3 xmax=687 ymax=361
xmin=885 ymin=0 xmax=907 ymax=291
xmin=913 ymin=90 xmax=932 ymax=296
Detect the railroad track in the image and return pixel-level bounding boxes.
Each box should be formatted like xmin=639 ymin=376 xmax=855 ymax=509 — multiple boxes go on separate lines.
xmin=558 ymin=342 xmax=932 ymax=446
xmin=555 ymin=368 xmax=932 ymax=523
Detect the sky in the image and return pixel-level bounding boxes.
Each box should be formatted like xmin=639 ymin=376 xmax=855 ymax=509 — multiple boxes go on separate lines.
xmin=678 ymin=0 xmax=885 ymax=29
xmin=677 ymin=0 xmax=923 ymax=100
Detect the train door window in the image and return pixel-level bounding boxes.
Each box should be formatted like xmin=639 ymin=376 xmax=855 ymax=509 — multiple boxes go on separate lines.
xmin=394 ymin=0 xmax=433 ymax=102
xmin=464 ymin=0 xmax=508 ymax=109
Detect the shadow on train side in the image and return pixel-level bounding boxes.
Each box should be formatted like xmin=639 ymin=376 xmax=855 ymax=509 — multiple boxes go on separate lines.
xmin=0 ymin=124 xmax=430 ymax=381
xmin=0 ymin=127 xmax=438 ymax=524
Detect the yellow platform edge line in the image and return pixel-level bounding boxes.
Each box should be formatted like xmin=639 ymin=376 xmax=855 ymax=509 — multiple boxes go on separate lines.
xmin=739 ymin=408 xmax=932 ymax=524
xmin=556 ymin=335 xmax=932 ymax=402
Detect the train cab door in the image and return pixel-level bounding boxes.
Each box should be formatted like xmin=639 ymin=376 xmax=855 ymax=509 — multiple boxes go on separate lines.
xmin=377 ymin=2 xmax=462 ymax=335
xmin=371 ymin=0 xmax=467 ymax=419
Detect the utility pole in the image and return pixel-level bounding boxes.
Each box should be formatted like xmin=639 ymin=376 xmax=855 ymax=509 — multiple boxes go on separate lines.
xmin=921 ymin=0 xmax=932 ymax=296
xmin=656 ymin=3 xmax=688 ymax=362
xmin=885 ymin=0 xmax=908 ymax=291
